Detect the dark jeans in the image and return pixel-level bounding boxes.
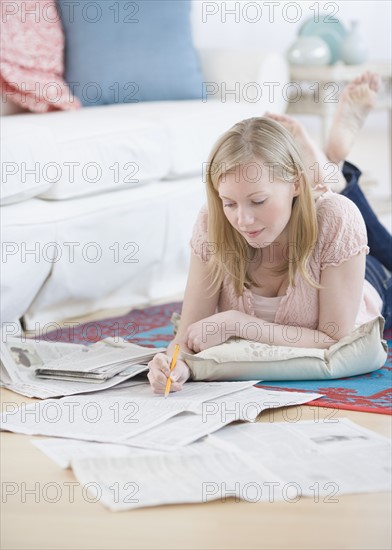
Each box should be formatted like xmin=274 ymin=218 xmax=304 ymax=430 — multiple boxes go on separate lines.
xmin=340 ymin=161 xmax=392 ymax=330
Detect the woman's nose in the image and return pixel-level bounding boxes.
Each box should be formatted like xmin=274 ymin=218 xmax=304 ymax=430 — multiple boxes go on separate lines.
xmin=237 ymin=207 xmax=255 ymax=228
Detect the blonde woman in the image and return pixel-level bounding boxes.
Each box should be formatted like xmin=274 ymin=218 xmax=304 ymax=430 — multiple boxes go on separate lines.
xmin=148 ymin=72 xmax=391 ymax=393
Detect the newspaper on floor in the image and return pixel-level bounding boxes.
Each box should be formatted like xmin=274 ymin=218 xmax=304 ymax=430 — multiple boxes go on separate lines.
xmin=31 ymin=437 xmax=167 ymax=469
xmin=0 ymin=335 xmax=165 ymax=398
xmin=71 ymin=446 xmax=273 ymax=511
xmin=34 ymin=338 xmax=165 ymax=381
xmin=0 ymin=380 xmax=259 ymax=443
xmin=211 ymin=418 xmax=392 ymax=496
xmin=31 ymin=434 xmax=220 ymax=469
xmin=120 ymin=387 xmax=323 ymax=451
xmin=21 ymin=385 xmax=322 ymax=458
xmin=69 ymin=418 xmax=391 ymax=511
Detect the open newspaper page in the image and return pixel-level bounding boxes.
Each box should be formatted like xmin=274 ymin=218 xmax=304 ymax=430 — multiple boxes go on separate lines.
xmin=34 ymin=339 xmax=165 ymax=380
xmin=0 ymin=336 xmax=160 ymax=398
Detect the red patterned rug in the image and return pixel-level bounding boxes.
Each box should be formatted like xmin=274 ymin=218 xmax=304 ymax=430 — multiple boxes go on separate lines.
xmin=38 ymin=302 xmax=392 ymax=415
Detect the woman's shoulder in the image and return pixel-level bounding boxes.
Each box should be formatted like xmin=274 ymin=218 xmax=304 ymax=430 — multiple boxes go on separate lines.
xmin=192 ymin=203 xmax=208 ymax=233
xmin=315 ymin=188 xmax=355 ymax=210
xmin=197 ymin=202 xmax=209 ymax=219
xmin=190 ymin=203 xmax=209 ymax=260
xmin=315 ymin=190 xmax=365 ymax=229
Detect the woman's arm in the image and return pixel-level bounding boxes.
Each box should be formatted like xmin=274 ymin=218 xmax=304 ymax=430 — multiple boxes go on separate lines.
xmin=184 ymin=251 xmax=367 ymax=351
xmin=317 ymin=249 xmax=366 ymax=341
xmin=185 ymin=309 xmax=337 ymax=351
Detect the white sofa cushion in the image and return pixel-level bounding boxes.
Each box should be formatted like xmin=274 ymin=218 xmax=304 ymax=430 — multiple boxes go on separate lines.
xmin=1 ymin=106 xmax=171 ymax=202
xmin=1 ymin=100 xmax=281 ymax=203
xmin=2 ymin=97 xmax=288 ymax=203
xmin=110 ymin=98 xmax=288 ymax=179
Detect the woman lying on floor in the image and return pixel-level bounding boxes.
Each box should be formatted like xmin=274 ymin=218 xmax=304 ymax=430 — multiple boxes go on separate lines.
xmin=148 ymin=71 xmax=392 ymax=393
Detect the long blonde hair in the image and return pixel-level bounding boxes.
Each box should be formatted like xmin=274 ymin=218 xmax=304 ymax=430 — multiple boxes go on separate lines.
xmin=204 ymin=117 xmax=319 ymax=297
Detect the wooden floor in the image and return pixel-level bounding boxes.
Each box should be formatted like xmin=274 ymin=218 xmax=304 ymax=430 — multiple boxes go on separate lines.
xmin=1 ymin=388 xmax=391 ymax=550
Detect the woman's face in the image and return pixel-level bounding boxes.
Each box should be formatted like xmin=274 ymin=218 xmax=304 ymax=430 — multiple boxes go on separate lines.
xmin=218 ymin=161 xmax=299 ymax=251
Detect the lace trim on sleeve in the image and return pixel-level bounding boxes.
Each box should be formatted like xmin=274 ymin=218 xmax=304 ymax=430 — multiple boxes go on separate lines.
xmin=319 ymin=244 xmax=370 ymax=270
xmin=316 ymin=193 xmax=368 ymax=270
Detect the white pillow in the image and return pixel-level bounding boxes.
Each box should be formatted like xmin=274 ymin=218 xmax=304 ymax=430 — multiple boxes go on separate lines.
xmin=177 ymin=316 xmax=387 ymax=381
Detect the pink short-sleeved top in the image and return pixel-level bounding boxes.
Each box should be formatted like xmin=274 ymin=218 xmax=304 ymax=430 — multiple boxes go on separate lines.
xmin=189 ymin=191 xmax=383 ymax=330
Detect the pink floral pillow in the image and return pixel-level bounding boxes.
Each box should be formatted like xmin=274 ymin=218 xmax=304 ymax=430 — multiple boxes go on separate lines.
xmin=0 ymin=0 xmax=80 ymax=112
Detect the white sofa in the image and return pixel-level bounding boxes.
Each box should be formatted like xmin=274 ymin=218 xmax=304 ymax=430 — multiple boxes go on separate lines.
xmin=1 ymin=49 xmax=288 ymax=334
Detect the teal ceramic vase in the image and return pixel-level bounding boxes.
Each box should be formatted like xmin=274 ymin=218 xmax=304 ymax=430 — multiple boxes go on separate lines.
xmin=341 ymin=21 xmax=368 ymax=65
xmin=287 ymin=36 xmax=331 ymax=66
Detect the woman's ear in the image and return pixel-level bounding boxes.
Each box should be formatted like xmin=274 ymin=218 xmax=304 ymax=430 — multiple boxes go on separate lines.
xmin=292 ymin=177 xmax=301 ymax=197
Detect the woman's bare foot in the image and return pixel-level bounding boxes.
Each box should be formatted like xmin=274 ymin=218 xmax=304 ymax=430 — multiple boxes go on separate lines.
xmin=264 ymin=111 xmax=346 ymax=192
xmin=325 ymin=71 xmax=381 ymax=165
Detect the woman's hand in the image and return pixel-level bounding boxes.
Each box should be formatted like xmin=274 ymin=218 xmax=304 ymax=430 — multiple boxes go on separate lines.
xmin=147 ymin=352 xmax=190 ymax=394
xmin=185 ymin=310 xmax=242 ymax=353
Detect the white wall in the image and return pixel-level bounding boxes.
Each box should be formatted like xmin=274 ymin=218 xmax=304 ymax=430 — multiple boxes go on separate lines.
xmin=191 ymin=0 xmax=391 ymax=62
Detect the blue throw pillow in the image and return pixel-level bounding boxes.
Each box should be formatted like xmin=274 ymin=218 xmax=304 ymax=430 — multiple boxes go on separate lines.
xmin=57 ymin=0 xmax=203 ymax=106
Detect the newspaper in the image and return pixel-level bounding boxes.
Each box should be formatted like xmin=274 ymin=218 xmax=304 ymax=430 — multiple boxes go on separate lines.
xmin=1 ymin=381 xmax=322 ymax=459
xmin=211 ymin=418 xmax=392 ymax=496
xmin=34 ymin=338 xmax=164 ymax=379
xmin=0 ymin=381 xmax=259 ymax=442
xmin=0 ymin=336 xmax=164 ymax=398
xmin=121 ymin=387 xmax=323 ymax=451
xmin=31 ymin=434 xmax=222 ymax=469
xmin=69 ymin=418 xmax=391 ymax=511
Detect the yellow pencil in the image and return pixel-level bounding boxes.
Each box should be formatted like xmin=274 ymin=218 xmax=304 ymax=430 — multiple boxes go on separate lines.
xmin=164 ymin=343 xmax=180 ymax=398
